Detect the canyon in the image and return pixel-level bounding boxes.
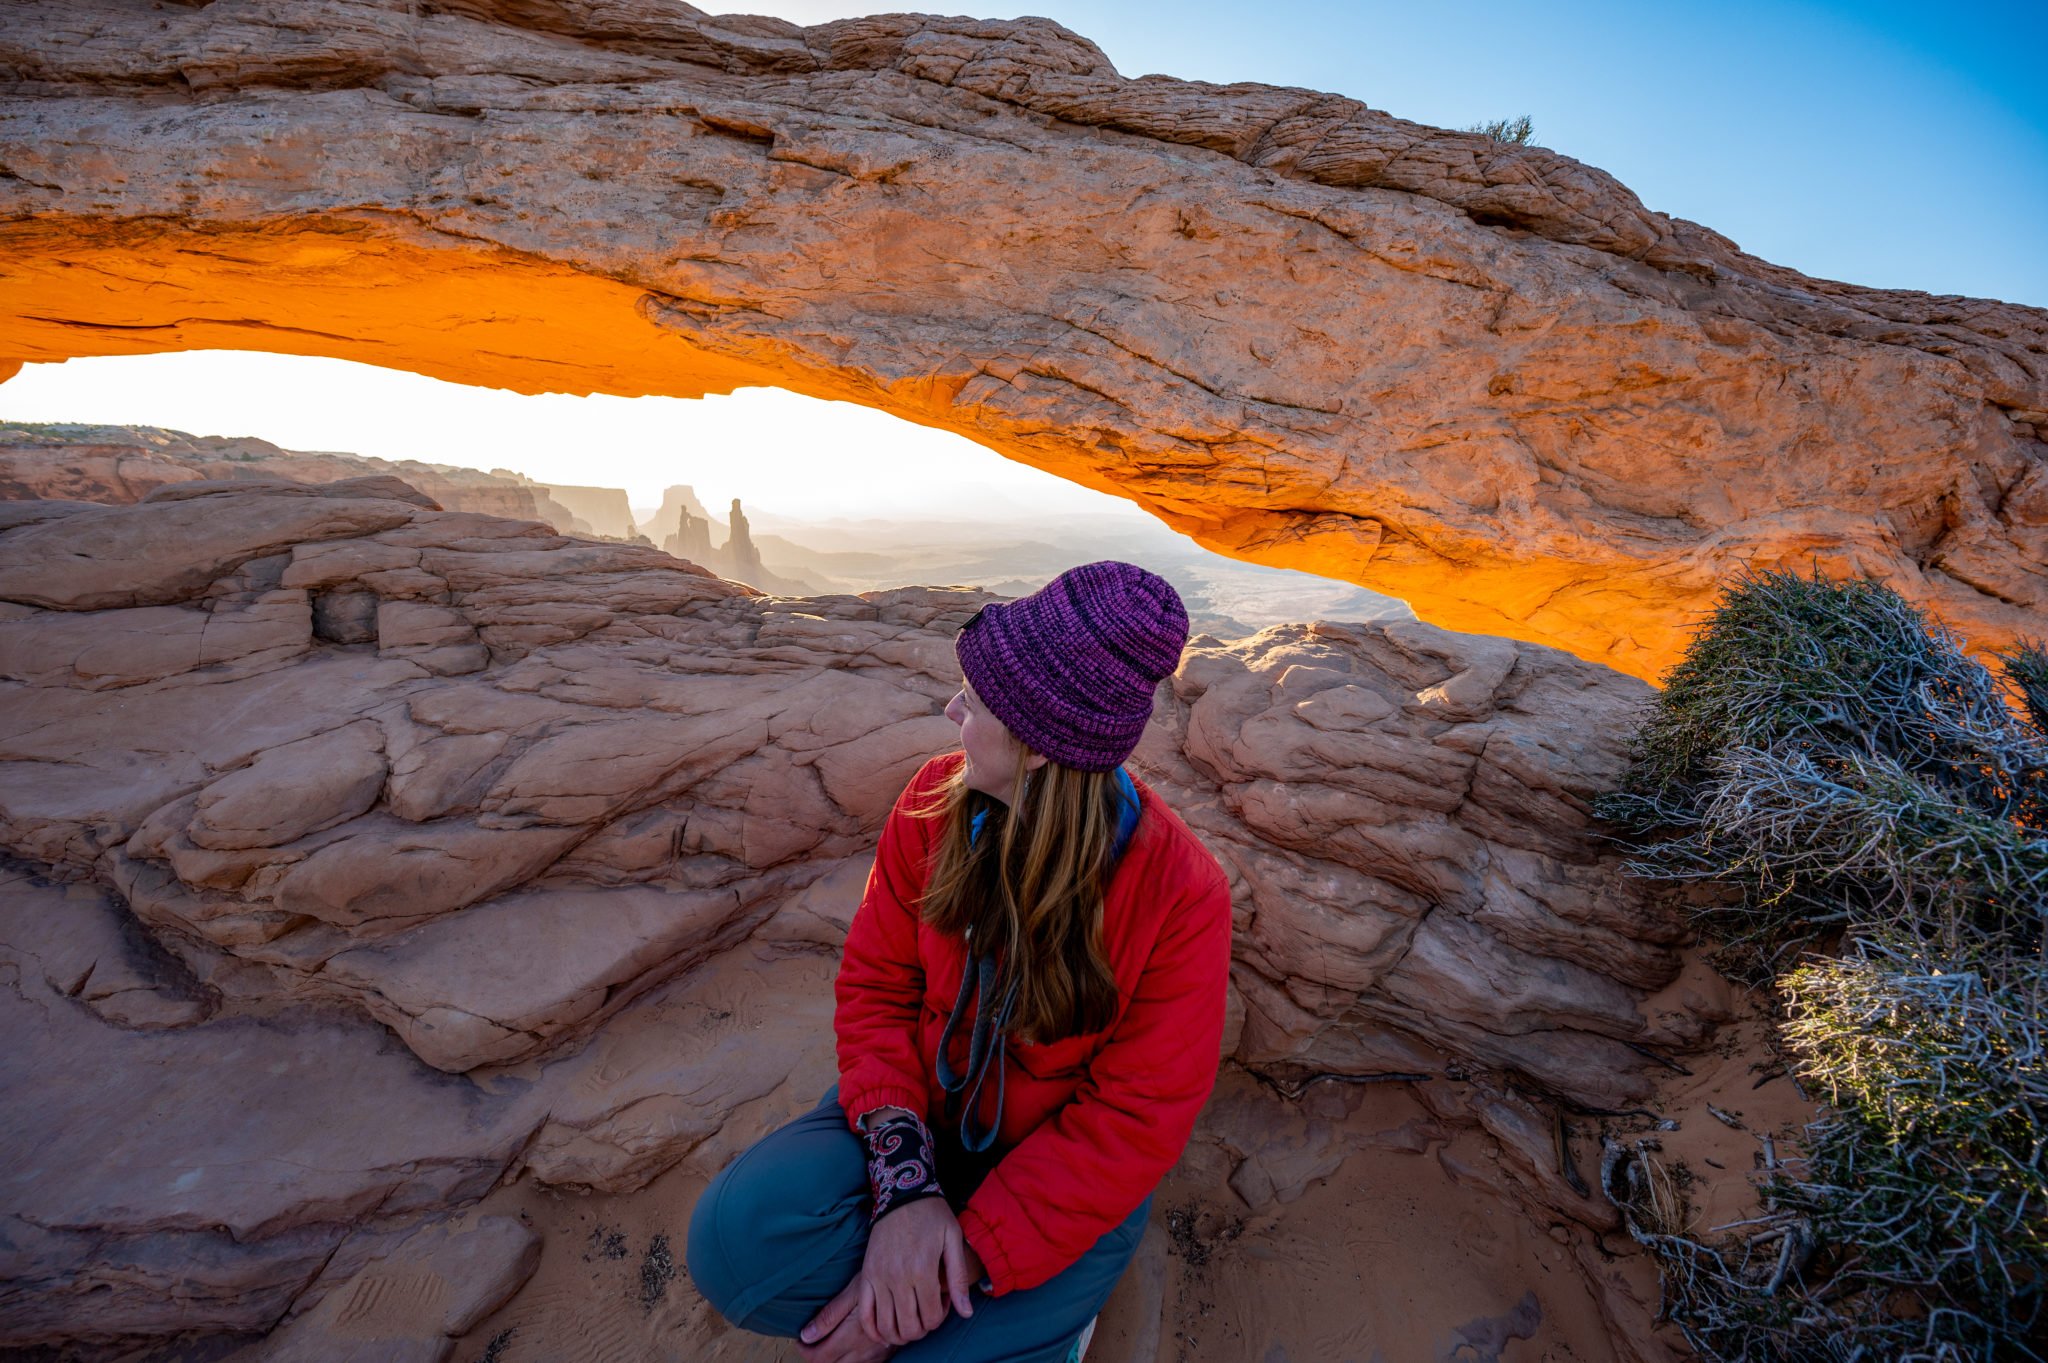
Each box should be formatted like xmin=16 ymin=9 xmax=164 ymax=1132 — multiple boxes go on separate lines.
xmin=0 ymin=421 xmax=649 ymax=543
xmin=0 ymin=464 xmax=1725 ymax=1359
xmin=2 ymin=2 xmax=2035 ymax=1358
xmin=0 ymin=420 xmax=1410 ymax=632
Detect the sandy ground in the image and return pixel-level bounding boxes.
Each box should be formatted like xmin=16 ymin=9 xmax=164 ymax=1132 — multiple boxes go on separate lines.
xmin=57 ymin=942 xmax=1799 ymax=1363
xmin=437 ymin=953 xmax=1817 ymax=1363
xmin=1091 ymin=1132 xmax=1632 ymax=1363
xmin=1637 ymin=1018 xmax=1815 ymax=1240
xmin=447 ymin=1076 xmax=1671 ymax=1363
xmin=58 ymin=965 xmax=1806 ymax=1363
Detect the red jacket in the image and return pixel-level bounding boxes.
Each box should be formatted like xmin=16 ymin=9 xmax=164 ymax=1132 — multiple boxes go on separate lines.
xmin=834 ymin=752 xmax=1233 ymax=1295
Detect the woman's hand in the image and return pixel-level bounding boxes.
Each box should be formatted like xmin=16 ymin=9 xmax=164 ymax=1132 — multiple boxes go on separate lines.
xmin=857 ymin=1198 xmax=983 ymax=1346
xmin=796 ymin=1275 xmax=892 ymax=1363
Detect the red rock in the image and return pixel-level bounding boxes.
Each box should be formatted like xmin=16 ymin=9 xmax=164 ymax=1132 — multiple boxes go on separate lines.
xmin=2 ymin=9 xmax=2043 ymax=677
xmin=246 ymin=1215 xmax=540 ymax=1363
xmin=0 ymin=483 xmax=1678 ymax=1088
xmin=0 ymin=462 xmax=1719 ymax=1358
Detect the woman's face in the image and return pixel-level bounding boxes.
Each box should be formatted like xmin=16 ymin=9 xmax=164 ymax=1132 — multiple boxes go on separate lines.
xmin=945 ymin=679 xmax=1047 ymax=801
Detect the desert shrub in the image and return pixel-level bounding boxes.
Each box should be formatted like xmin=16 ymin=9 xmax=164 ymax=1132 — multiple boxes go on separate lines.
xmin=1780 ymin=943 xmax=2046 ymax=1357
xmin=1599 ymin=570 xmax=2048 ymax=963
xmin=1599 ymin=571 xmax=2048 ymax=1361
xmin=1465 ymin=114 xmax=1535 ymax=144
xmin=1602 ymin=1139 xmax=1828 ymax=1362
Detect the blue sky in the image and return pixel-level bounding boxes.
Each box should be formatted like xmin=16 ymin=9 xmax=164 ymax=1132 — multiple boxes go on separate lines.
xmin=7 ymin=1 xmax=2042 ymax=519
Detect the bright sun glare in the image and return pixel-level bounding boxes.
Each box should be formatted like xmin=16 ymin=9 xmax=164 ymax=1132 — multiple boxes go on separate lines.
xmin=0 ymin=350 xmax=1144 ymax=526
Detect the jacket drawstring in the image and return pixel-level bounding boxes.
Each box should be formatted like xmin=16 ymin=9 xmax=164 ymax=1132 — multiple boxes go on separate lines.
xmin=934 ymin=931 xmax=1017 ymax=1152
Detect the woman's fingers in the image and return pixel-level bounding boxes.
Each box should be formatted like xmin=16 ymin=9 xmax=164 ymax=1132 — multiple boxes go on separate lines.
xmin=942 ymin=1229 xmax=975 ymax=1318
xmin=800 ymin=1315 xmax=887 ymax=1363
xmin=859 ymin=1198 xmax=974 ymax=1344
xmin=878 ymin=1284 xmax=909 ymax=1347
xmin=800 ymin=1275 xmax=860 ymax=1345
xmin=900 ymin=1278 xmax=934 ymax=1343
xmin=796 ymin=1277 xmax=887 ymax=1363
xmin=793 ymin=1323 xmax=841 ymax=1363
xmin=912 ymin=1257 xmax=945 ymax=1337
xmin=858 ymin=1274 xmax=886 ymax=1346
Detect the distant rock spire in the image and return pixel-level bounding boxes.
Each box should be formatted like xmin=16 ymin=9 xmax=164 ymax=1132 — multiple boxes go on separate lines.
xmin=725 ymin=497 xmax=763 ymax=586
xmin=665 ymin=504 xmax=714 ymax=564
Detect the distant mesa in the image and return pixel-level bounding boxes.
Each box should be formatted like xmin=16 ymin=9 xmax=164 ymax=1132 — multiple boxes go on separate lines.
xmin=0 ymin=423 xmax=1411 ymax=630
xmin=492 ymin=470 xmax=642 ymax=542
xmin=0 ymin=422 xmax=850 ymax=593
xmin=0 ymin=424 xmax=824 ymax=593
xmin=0 ymin=421 xmax=658 ymax=545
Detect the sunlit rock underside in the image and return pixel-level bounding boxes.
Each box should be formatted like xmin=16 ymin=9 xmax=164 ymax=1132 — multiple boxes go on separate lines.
xmin=2 ymin=1 xmax=2043 ymax=679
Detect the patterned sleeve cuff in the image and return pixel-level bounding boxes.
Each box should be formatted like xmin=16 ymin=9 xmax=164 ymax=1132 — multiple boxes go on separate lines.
xmin=863 ymin=1111 xmax=945 ymax=1222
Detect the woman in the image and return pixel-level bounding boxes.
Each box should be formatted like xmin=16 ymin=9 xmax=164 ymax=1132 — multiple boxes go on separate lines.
xmin=686 ymin=561 xmax=1233 ymax=1362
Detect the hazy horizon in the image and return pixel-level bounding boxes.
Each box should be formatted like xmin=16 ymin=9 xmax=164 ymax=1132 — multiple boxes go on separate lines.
xmin=0 ymin=352 xmax=1153 ymax=529
xmin=0 ymin=411 xmax=1413 ymax=636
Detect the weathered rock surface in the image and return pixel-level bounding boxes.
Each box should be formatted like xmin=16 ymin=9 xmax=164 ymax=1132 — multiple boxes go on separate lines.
xmin=0 ymin=483 xmax=1691 ymax=1351
xmin=0 ymin=871 xmax=535 ymax=1342
xmin=236 ymin=1213 xmax=540 ymax=1363
xmin=3 ymin=3 xmax=2044 ymax=678
xmin=0 ymin=479 xmax=1677 ymax=1092
xmin=0 ymin=860 xmax=839 ymax=1348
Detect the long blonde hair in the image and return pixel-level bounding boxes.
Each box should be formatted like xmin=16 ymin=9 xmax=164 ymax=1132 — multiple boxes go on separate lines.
xmin=910 ymin=753 xmax=1127 ymax=1044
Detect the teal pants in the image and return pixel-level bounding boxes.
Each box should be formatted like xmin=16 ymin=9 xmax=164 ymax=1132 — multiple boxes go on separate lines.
xmin=685 ymin=1085 xmax=1152 ymax=1362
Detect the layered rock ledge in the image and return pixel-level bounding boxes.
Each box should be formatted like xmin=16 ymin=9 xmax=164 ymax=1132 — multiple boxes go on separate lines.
xmin=0 ymin=478 xmax=1697 ymax=1352
xmin=3 ymin=2 xmax=2044 ymax=678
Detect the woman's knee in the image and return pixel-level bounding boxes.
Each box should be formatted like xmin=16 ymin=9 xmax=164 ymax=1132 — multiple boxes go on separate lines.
xmin=684 ymin=1092 xmax=869 ymax=1329
xmin=688 ymin=1140 xmax=815 ymax=1307
xmin=685 ymin=1152 xmax=760 ymax=1323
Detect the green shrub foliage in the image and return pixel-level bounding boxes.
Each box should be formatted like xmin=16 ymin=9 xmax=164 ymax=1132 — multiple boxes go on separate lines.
xmin=1599 ymin=571 xmax=2048 ymax=1361
xmin=1779 ymin=944 xmax=2047 ymax=1357
xmin=1600 ymin=571 xmax=2048 ymax=961
xmin=1464 ymin=114 xmax=1535 ymax=144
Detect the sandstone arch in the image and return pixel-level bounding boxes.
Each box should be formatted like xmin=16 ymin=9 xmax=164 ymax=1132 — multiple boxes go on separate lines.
xmin=2 ymin=0 xmax=2043 ymax=679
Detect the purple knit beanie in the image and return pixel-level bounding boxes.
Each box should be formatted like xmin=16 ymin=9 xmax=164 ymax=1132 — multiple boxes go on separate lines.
xmin=955 ymin=561 xmax=1190 ymax=772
